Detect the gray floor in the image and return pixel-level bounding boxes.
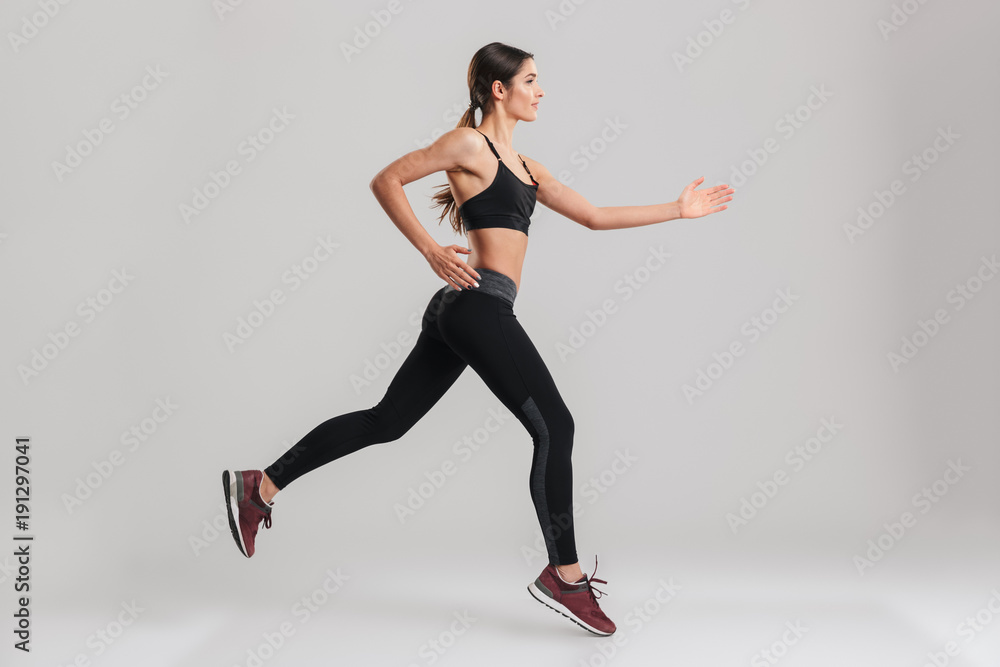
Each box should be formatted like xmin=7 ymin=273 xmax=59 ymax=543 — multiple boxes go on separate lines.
xmin=28 ymin=537 xmax=1000 ymax=667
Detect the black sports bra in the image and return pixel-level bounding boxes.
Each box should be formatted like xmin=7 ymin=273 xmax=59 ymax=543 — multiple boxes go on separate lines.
xmin=458 ymin=129 xmax=538 ymax=236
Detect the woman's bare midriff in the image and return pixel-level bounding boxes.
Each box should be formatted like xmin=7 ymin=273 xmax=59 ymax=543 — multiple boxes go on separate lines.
xmin=465 ymin=227 xmax=528 ymax=292
xmin=446 ymin=152 xmax=533 ymax=292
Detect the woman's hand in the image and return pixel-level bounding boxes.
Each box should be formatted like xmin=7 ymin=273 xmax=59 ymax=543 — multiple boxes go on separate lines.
xmin=678 ymin=177 xmax=734 ymax=219
xmin=424 ymin=244 xmax=480 ymax=289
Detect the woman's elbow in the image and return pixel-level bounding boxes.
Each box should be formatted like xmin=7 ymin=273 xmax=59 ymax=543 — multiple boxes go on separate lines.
xmin=369 ymin=170 xmax=397 ymax=198
xmin=586 ymin=207 xmax=603 ymax=231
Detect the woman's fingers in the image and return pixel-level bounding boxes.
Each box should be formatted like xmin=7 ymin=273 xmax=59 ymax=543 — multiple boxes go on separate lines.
xmin=463 ymin=267 xmax=479 ymax=288
xmin=429 ymin=245 xmax=479 ymax=289
xmin=451 ymin=265 xmax=478 ymax=289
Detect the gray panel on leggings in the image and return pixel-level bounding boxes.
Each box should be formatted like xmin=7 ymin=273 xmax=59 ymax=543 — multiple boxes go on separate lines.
xmin=521 ymin=395 xmax=556 ymax=561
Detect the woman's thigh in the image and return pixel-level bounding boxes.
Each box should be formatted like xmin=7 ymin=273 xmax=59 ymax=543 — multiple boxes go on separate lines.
xmin=380 ymin=288 xmax=470 ymax=427
xmin=437 ymin=291 xmax=573 ymax=427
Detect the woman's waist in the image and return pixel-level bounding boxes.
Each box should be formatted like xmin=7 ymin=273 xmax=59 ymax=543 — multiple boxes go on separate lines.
xmin=442 ymin=264 xmax=519 ymax=306
xmin=465 ymin=244 xmax=524 ymax=289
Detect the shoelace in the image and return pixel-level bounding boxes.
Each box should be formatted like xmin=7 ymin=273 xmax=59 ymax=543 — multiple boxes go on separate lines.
xmin=248 ymin=497 xmax=273 ymax=530
xmin=584 ymin=555 xmax=609 ymax=603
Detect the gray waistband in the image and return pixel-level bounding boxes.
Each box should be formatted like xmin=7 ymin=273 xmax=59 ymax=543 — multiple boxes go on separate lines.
xmin=443 ymin=267 xmax=517 ymax=306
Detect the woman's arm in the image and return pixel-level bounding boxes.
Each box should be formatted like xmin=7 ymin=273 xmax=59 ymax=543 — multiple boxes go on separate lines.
xmin=369 ymin=128 xmax=483 ymax=288
xmin=588 ymin=201 xmax=683 ymax=231
xmin=525 ymin=157 xmax=733 ymax=231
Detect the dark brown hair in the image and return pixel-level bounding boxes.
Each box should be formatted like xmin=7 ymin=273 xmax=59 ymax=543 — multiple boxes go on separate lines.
xmin=430 ymin=42 xmax=535 ymax=236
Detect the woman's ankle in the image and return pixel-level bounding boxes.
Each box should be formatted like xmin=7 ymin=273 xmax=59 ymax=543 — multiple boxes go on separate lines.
xmin=556 ymin=563 xmax=583 ymax=583
xmin=259 ymin=472 xmax=278 ymax=504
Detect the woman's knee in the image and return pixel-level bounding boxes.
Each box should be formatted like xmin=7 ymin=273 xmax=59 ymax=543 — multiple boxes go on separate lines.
xmin=522 ymin=395 xmax=574 ymax=451
xmin=548 ymin=399 xmax=575 ymax=440
xmin=552 ymin=409 xmax=574 ymax=458
xmin=365 ymin=398 xmax=412 ymax=444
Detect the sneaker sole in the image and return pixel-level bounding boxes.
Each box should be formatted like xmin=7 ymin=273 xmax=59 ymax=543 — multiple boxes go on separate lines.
xmin=222 ymin=470 xmax=250 ymax=558
xmin=527 ymin=581 xmax=614 ymax=636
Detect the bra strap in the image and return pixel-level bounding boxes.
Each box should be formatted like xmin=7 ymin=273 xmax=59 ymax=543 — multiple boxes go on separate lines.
xmin=475 ymin=129 xmax=502 ymax=161
xmin=518 ymin=154 xmax=535 ymax=181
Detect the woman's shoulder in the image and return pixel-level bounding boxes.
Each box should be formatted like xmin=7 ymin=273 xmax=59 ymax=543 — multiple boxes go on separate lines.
xmin=425 ymin=127 xmax=491 ymax=176
xmin=431 ymin=127 xmax=488 ymax=155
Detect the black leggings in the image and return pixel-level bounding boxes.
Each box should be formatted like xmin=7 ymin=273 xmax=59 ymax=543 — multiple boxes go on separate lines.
xmin=263 ymin=268 xmax=578 ymax=565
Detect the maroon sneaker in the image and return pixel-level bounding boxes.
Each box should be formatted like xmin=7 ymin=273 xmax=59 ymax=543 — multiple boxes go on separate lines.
xmin=222 ymin=469 xmax=273 ymax=558
xmin=527 ymin=555 xmax=616 ymax=636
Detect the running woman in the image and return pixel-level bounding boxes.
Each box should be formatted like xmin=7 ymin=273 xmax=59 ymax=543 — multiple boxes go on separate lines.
xmin=223 ymin=41 xmax=733 ymax=636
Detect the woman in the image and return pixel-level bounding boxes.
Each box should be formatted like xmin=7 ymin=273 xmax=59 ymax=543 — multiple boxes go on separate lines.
xmin=223 ymin=42 xmax=733 ymax=636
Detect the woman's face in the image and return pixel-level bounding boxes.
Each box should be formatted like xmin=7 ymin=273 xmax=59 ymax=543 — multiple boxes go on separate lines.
xmin=504 ymin=58 xmax=544 ymax=120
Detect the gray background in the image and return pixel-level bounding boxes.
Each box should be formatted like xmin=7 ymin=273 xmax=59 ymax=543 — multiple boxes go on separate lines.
xmin=1 ymin=0 xmax=997 ymax=665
